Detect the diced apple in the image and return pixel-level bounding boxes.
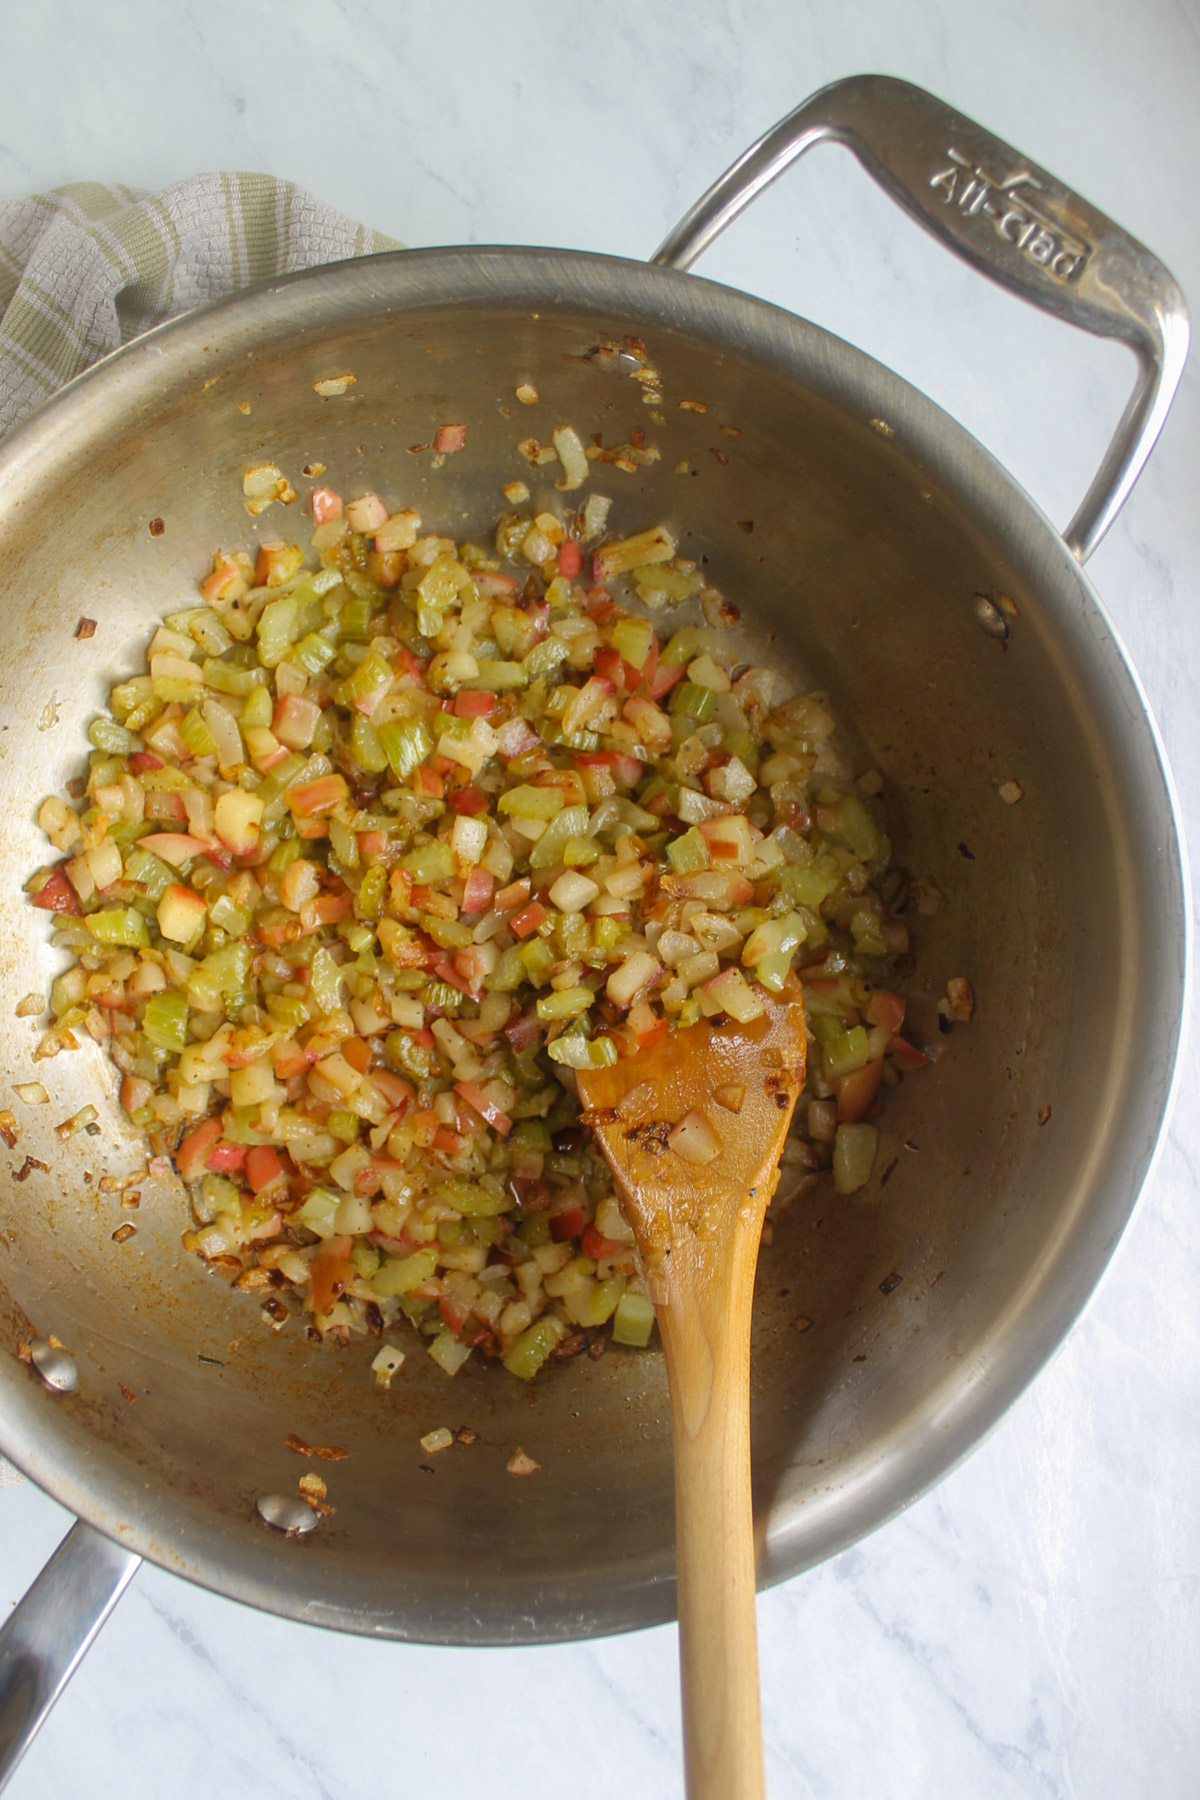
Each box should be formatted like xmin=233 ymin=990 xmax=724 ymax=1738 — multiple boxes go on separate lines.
xmin=157 ymin=883 xmax=208 ymax=943
xmin=606 ymin=950 xmax=662 ymax=1009
xmin=287 ymin=774 xmax=349 ymax=818
xmin=176 ymin=1116 xmax=223 ymax=1181
xmin=345 ymin=492 xmax=389 ymax=532
xmin=375 ymin=509 xmax=420 ymax=553
xmin=229 ymin=1060 xmax=279 ymax=1108
xmin=254 ymin=541 xmax=303 ymax=587
xmin=272 ymin=693 xmax=322 ymax=750
xmin=311 ymin=487 xmax=342 ymax=525
xmin=214 ymin=789 xmax=264 ymax=855
xmin=84 ymin=838 xmax=123 ymax=892
xmin=138 ymin=831 xmax=212 ymax=867
xmin=280 ymin=857 xmax=321 ymax=912
xmin=699 ymin=814 xmax=756 ymax=864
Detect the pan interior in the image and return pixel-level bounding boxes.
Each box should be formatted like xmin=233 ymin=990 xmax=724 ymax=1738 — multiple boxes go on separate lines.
xmin=0 ymin=249 xmax=1183 ymax=1642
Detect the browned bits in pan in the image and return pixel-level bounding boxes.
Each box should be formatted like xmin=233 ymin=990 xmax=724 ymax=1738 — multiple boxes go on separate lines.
xmin=284 ymin=1432 xmax=350 ymax=1462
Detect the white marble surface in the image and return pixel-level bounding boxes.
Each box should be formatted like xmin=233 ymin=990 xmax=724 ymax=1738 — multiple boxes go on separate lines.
xmin=3 ymin=2 xmax=1200 ymax=1795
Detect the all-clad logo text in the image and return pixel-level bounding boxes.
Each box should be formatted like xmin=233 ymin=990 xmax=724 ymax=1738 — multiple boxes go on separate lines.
xmin=929 ymin=148 xmax=1089 ymax=282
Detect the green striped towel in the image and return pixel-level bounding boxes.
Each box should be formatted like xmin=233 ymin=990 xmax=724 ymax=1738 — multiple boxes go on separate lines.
xmin=0 ymin=172 xmax=400 ymax=436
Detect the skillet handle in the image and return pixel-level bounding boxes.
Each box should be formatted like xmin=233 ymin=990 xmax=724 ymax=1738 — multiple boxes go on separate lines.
xmin=653 ymin=73 xmax=1188 ymax=564
xmin=0 ymin=1520 xmax=140 ymax=1793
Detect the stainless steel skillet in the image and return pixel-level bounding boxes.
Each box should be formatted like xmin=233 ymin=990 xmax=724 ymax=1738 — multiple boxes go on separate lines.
xmin=0 ymin=75 xmax=1187 ymax=1790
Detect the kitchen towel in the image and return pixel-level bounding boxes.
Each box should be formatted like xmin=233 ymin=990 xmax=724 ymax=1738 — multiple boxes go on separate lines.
xmin=0 ymin=170 xmax=398 ymax=1491
xmin=0 ymin=171 xmax=400 ymax=436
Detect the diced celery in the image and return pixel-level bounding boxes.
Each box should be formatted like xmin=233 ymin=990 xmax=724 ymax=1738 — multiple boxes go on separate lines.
xmin=186 ymin=966 xmax=222 ymax=1013
xmin=334 ymin=651 xmax=393 ymax=711
xmin=561 ymin=835 xmax=602 ymax=867
xmin=208 ymin=892 xmax=251 ymax=936
xmin=267 ymin=838 xmax=304 ymax=878
xmin=256 ymin=593 xmax=299 ymax=666
xmin=370 ymin=1246 xmax=438 ymax=1296
xmin=328 ymin=817 xmax=359 ymax=872
xmin=823 ymin=1025 xmax=871 ymax=1080
xmin=498 ymin=784 xmax=564 ymax=821
xmin=418 ymin=558 xmax=467 ymax=612
xmin=239 ymin=683 xmax=273 ymax=731
xmin=778 ymin=861 xmax=839 ymax=908
xmin=836 ymin=794 xmax=883 ymax=862
xmin=84 ymin=907 xmax=148 ymax=949
xmin=264 ymin=992 xmax=310 ymax=1030
xmin=573 ymin=1274 xmax=626 ymax=1326
xmin=292 ymin=629 xmax=339 ymax=676
xmin=297 ymin=1188 xmax=342 ymax=1238
xmin=428 ymin=1328 xmax=472 ymax=1376
xmin=385 ymin=1029 xmax=436 ymax=1083
xmin=528 ymin=804 xmax=590 ymax=869
xmin=833 ymin=1122 xmax=879 ymax=1195
xmin=421 ymin=978 xmax=463 ymax=1011
xmin=338 ymin=594 xmax=375 ymax=638
xmin=611 ymin=617 xmax=654 ymax=669
xmin=308 ymin=945 xmax=344 ymax=1014
xmin=522 ymin=637 xmax=570 ymax=679
xmin=470 ymin=659 xmax=527 ymax=691
xmin=614 ymin=797 xmax=661 ymax=835
xmin=547 ymin=1030 xmax=617 ymax=1069
xmin=536 ymin=986 xmax=594 ymax=1022
xmin=751 ymin=951 xmax=794 ymax=993
xmin=201 ymin=942 xmax=253 ymax=995
xmin=850 ymin=907 xmax=887 ymax=956
xmin=328 ymin=1109 xmax=360 ymax=1144
xmin=434 ymin=1178 xmax=513 ymax=1217
xmin=660 ymin=625 xmax=705 ymax=667
xmin=351 ymin=1240 xmax=381 ymax=1281
xmin=517 ymin=939 xmax=555 ymax=984
xmin=591 ymin=915 xmax=629 ymax=951
xmin=669 ymin=681 xmax=717 ymax=724
xmin=123 ymin=847 xmax=174 ymax=903
xmin=179 ymin=706 xmax=217 ymax=757
xmin=484 ymin=945 xmax=526 ymax=992
xmin=400 ymin=839 xmax=454 ymax=884
xmin=88 ymin=716 xmax=137 ymax=755
xmin=142 ymin=989 xmax=189 ymax=1051
xmin=631 ymin=564 xmax=699 ymax=604
xmin=721 ymin=727 xmax=759 ymax=772
xmin=612 ymin=1289 xmax=656 ymax=1347
xmin=350 ymin=713 xmax=389 ymax=773
xmin=110 ymin=676 xmax=154 ymax=721
xmin=502 ymin=1317 xmax=565 ymax=1380
xmin=256 ymin=754 xmax=306 ymax=808
xmin=377 ymin=717 xmax=433 ymax=780
xmin=555 ymin=911 xmax=589 ymax=960
xmin=666 ymin=827 xmax=711 ymax=875
xmin=512 ymin=1119 xmax=552 ymax=1153
xmin=357 ymin=864 xmax=387 ymax=919
xmin=202 ymin=657 xmax=268 ymax=696
xmin=139 ymin=763 xmax=192 ymax=793
xmin=88 ymin=755 xmax=124 ymax=787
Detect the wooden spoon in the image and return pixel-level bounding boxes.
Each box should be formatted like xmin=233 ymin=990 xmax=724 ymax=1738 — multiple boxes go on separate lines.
xmin=578 ymin=981 xmax=807 ymax=1800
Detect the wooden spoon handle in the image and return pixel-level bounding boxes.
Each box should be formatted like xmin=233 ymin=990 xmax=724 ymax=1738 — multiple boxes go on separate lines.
xmin=661 ymin=1251 xmax=765 ymax=1800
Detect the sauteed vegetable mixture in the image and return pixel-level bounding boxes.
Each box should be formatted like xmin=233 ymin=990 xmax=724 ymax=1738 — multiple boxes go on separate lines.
xmin=26 ymin=463 xmax=938 ymax=1382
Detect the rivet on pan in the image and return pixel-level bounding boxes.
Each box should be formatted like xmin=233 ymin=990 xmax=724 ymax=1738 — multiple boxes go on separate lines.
xmin=29 ymin=1338 xmax=79 ymax=1394
xmin=256 ymin=1493 xmax=319 ymax=1536
xmin=974 ymin=594 xmax=1009 ymax=640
